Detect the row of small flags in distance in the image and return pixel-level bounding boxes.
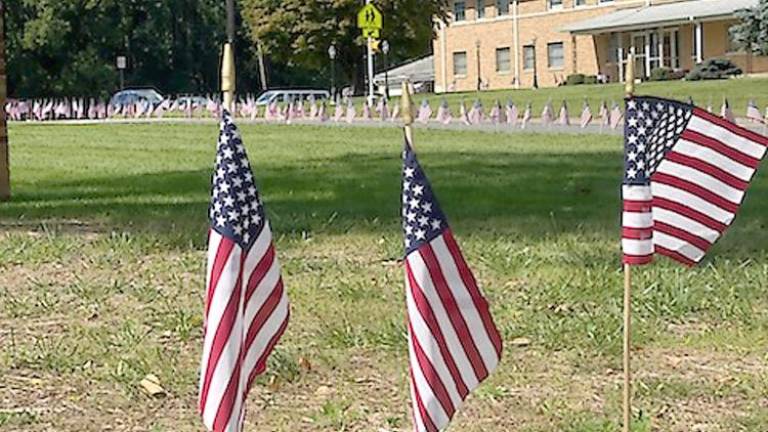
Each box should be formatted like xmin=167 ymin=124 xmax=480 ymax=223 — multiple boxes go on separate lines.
xmin=6 ymin=95 xmax=768 ymax=129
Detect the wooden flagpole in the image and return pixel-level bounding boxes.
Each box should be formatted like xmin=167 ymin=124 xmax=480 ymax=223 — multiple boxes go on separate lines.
xmin=622 ymin=53 xmax=635 ymax=432
xmin=401 ymin=81 xmax=414 ymax=146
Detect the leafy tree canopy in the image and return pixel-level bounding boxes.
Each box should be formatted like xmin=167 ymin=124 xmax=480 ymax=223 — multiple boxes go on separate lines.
xmin=731 ymin=0 xmax=768 ymax=56
xmin=240 ymin=0 xmax=447 ymax=92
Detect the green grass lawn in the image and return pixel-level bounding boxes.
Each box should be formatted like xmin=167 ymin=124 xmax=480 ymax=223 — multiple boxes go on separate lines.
xmin=1 ymin=122 xmax=767 ymax=431
xmin=359 ymin=77 xmax=768 ymax=118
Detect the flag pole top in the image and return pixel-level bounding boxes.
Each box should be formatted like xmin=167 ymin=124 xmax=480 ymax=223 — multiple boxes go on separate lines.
xmin=625 ymin=53 xmax=635 ymax=98
xmin=221 ymin=42 xmax=236 ymax=112
xmin=401 ymin=81 xmax=414 ymax=126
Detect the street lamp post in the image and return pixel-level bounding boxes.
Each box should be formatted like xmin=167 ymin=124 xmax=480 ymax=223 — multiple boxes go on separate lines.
xmin=382 ymin=40 xmax=390 ymax=99
xmin=532 ymin=37 xmax=539 ymax=89
xmin=476 ymin=39 xmax=482 ymax=92
xmin=328 ymin=44 xmax=337 ymax=101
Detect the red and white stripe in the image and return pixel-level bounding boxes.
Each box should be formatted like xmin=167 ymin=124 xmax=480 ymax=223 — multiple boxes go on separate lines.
xmin=199 ymin=223 xmax=289 ymax=432
xmin=623 ymin=108 xmax=768 ymax=266
xmin=405 ymin=229 xmax=502 ymax=432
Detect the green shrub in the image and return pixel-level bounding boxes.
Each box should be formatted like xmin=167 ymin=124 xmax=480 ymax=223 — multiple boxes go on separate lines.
xmin=649 ymin=67 xmax=673 ymax=81
xmin=584 ymin=75 xmax=598 ymax=84
xmin=686 ymin=58 xmax=743 ymax=80
xmin=565 ymin=74 xmax=585 ymax=86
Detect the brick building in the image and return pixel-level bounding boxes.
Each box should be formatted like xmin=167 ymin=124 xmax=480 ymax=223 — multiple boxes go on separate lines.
xmin=433 ymin=0 xmax=765 ymax=92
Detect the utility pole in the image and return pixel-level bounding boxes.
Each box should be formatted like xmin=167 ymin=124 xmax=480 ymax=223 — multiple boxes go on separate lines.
xmin=0 ymin=0 xmax=9 ymax=201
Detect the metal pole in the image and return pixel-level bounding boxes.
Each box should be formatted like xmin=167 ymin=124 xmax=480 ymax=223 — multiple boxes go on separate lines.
xmin=532 ymin=42 xmax=539 ymax=89
xmin=222 ymin=0 xmax=236 ymax=112
xmin=0 ymin=0 xmax=8 ymax=201
xmin=512 ymin=0 xmax=520 ymax=89
xmin=365 ymin=0 xmax=374 ymax=104
xmin=226 ymin=0 xmax=235 ymax=43
xmin=476 ymin=40 xmax=481 ymax=92
xmin=119 ymin=70 xmax=125 ymax=90
xmin=331 ymin=60 xmax=336 ymax=100
xmin=384 ymin=52 xmax=389 ymax=99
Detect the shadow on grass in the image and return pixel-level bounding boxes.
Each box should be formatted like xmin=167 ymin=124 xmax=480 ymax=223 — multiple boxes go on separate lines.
xmin=4 ymin=148 xmax=768 ymax=253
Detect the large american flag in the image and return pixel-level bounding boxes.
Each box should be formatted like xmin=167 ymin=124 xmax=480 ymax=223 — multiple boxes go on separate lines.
xmin=199 ymin=111 xmax=289 ymax=431
xmin=622 ymin=96 xmax=768 ymax=266
xmin=401 ymin=137 xmax=502 ymax=431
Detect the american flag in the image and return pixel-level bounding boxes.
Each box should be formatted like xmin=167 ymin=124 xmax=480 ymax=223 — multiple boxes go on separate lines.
xmin=505 ymin=101 xmax=518 ymax=127
xmin=622 ymin=96 xmax=768 ymax=266
xmin=580 ymin=101 xmax=593 ymax=129
xmin=558 ymin=101 xmax=570 ymax=126
xmin=401 ymin=136 xmax=502 ymax=431
xmin=747 ymin=100 xmax=763 ymax=123
xmin=199 ymin=111 xmax=290 ymax=431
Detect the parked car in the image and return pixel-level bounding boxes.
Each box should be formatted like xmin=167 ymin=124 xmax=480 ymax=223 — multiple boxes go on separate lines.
xmin=175 ymin=95 xmax=209 ymax=108
xmin=255 ymin=89 xmax=330 ymax=106
xmin=109 ymin=88 xmax=165 ymax=107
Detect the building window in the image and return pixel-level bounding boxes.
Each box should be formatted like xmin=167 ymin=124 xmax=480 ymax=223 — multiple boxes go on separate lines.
xmin=454 ymin=1 xmax=466 ymax=21
xmin=549 ymin=0 xmax=563 ymax=9
xmin=575 ymin=0 xmax=587 ymax=6
xmin=496 ymin=47 xmax=511 ymax=72
xmin=497 ymin=0 xmax=509 ymax=15
xmin=523 ymin=45 xmax=535 ymax=70
xmin=599 ymin=0 xmax=613 ymax=3
xmin=477 ymin=0 xmax=485 ymax=19
xmin=453 ymin=51 xmax=468 ymax=76
xmin=548 ymin=42 xmax=564 ymax=69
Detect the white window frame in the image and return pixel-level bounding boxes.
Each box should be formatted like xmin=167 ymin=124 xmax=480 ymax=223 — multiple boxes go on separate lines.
xmin=547 ymin=42 xmax=565 ymax=69
xmin=496 ymin=0 xmax=509 ymax=16
xmin=548 ymin=0 xmax=563 ymax=10
xmin=523 ymin=45 xmax=535 ymax=71
xmin=496 ymin=47 xmax=511 ymax=73
xmin=454 ymin=1 xmax=466 ymax=21
xmin=453 ymin=51 xmax=468 ymax=76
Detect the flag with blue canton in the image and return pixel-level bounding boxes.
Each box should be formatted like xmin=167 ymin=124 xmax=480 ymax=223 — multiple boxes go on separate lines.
xmin=199 ymin=110 xmax=289 ymax=432
xmin=210 ymin=112 xmax=265 ymax=247
xmin=401 ymin=136 xmax=502 ymax=432
xmin=621 ymin=96 xmax=768 ymax=266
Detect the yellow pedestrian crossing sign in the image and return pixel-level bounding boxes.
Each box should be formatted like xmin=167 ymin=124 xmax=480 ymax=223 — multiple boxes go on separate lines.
xmin=358 ymin=4 xmax=383 ymax=35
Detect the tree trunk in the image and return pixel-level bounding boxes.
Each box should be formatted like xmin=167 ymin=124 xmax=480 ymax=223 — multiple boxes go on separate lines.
xmin=0 ymin=0 xmax=10 ymax=201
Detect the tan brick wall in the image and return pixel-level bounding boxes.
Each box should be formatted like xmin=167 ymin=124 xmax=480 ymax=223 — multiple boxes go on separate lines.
xmin=437 ymin=0 xmax=648 ymax=91
xmin=435 ymin=0 xmax=768 ymax=92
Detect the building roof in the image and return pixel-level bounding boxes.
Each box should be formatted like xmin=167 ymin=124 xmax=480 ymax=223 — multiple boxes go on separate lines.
xmin=563 ymin=0 xmax=758 ymax=34
xmin=373 ymin=55 xmax=434 ymax=85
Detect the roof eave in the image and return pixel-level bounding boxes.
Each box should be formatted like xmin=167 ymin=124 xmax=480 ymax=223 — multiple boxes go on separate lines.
xmin=564 ymin=12 xmax=740 ymax=35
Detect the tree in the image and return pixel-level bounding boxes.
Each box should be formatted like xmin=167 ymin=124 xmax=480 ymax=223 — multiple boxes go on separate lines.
xmin=6 ymin=0 xmax=261 ymax=98
xmin=240 ymin=0 xmax=448 ymax=93
xmin=731 ymin=0 xmax=768 ymax=56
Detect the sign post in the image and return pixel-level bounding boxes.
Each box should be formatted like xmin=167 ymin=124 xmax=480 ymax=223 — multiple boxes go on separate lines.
xmin=357 ymin=2 xmax=382 ymax=104
xmin=116 ymin=56 xmax=127 ymax=90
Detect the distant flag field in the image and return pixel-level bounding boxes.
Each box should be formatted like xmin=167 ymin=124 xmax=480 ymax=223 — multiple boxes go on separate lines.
xmin=199 ymin=111 xmax=289 ymax=432
xmin=401 ymin=134 xmax=502 ymax=432
xmin=621 ymin=96 xmax=768 ymax=266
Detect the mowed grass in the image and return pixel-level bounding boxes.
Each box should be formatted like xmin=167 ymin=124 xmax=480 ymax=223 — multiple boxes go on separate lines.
xmin=362 ymin=77 xmax=768 ymax=119
xmin=1 ymin=122 xmax=768 ymax=431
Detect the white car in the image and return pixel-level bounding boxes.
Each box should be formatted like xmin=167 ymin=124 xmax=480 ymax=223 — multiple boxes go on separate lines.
xmin=255 ymin=89 xmax=330 ymax=106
